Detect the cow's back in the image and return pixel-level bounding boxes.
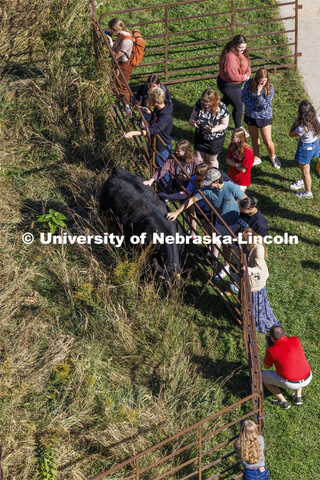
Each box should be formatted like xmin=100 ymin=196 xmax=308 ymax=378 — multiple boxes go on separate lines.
xmin=99 ymin=167 xmax=167 ymax=224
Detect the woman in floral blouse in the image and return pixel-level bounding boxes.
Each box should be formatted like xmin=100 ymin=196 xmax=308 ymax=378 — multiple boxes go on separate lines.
xmin=190 ymin=88 xmax=229 ymax=168
xmin=241 ymin=68 xmax=280 ymax=169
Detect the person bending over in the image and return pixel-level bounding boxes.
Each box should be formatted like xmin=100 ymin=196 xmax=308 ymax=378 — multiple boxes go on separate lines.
xmin=166 ymin=168 xmax=245 ymax=278
xmin=125 ymin=86 xmax=173 ymax=190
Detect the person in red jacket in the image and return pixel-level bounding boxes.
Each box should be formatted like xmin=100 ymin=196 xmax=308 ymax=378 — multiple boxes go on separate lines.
xmin=226 ymin=128 xmax=254 ymax=191
xmin=217 ymin=34 xmax=251 ymax=128
xmin=262 ymin=326 xmax=312 ymax=410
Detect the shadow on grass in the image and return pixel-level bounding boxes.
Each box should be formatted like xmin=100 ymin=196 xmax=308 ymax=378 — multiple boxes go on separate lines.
xmin=300 ymin=260 xmax=320 ymax=270
xmin=191 ymin=356 xmax=249 ymax=398
xmin=248 ymin=189 xmax=320 ymax=228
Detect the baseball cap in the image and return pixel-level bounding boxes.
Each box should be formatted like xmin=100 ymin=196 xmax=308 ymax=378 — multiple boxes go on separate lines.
xmin=202 ymin=169 xmax=222 ymax=186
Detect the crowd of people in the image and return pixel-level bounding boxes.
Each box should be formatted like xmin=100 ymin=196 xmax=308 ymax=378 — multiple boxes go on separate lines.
xmin=108 ymin=20 xmax=316 ymax=478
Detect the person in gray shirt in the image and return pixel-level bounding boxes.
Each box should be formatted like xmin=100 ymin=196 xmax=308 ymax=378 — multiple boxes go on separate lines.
xmin=289 ymin=100 xmax=320 ymax=199
xmin=234 ymin=420 xmax=270 ymax=479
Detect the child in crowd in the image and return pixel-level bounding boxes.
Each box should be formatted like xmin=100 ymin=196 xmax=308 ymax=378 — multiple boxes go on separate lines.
xmin=226 ymin=128 xmax=254 ymax=191
xmin=289 ymin=100 xmax=320 ymax=199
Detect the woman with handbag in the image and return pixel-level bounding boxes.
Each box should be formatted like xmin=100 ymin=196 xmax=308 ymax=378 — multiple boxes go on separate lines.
xmin=241 ymin=228 xmax=281 ymax=333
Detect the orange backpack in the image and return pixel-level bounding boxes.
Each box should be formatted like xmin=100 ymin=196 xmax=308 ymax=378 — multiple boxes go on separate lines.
xmin=129 ymin=29 xmax=146 ymax=67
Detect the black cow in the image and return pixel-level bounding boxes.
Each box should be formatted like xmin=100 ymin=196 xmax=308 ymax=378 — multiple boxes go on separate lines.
xmin=99 ymin=167 xmax=181 ymax=282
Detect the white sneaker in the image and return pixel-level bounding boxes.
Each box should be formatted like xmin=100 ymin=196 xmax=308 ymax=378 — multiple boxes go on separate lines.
xmin=296 ymin=191 xmax=313 ymax=199
xmin=290 ymin=178 xmax=304 ymax=190
xmin=270 ymin=156 xmax=281 ymax=169
xmin=253 ymin=157 xmax=262 ymax=166
xmin=214 ymin=265 xmax=230 ymax=281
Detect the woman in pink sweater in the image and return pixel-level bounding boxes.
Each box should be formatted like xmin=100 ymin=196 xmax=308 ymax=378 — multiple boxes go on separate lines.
xmin=217 ymin=35 xmax=251 ymax=128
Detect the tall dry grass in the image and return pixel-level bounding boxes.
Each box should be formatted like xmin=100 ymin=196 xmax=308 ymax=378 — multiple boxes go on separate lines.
xmin=0 ymin=1 xmax=247 ymax=479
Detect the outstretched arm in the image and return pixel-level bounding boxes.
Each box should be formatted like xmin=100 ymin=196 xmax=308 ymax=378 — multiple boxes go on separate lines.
xmin=166 ymin=195 xmax=199 ymax=221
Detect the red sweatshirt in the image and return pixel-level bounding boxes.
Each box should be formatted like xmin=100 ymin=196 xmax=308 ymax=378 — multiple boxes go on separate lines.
xmin=227 ymin=144 xmax=254 ymax=186
xmin=219 ymin=51 xmax=251 ymax=83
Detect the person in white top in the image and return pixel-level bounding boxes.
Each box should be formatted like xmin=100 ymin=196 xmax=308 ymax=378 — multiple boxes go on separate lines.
xmin=108 ymin=18 xmax=134 ymax=106
xmin=289 ymin=100 xmax=320 ymax=199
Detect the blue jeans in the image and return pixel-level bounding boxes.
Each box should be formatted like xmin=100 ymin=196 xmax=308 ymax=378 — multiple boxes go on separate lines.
xmin=155 ymin=144 xmax=172 ymax=192
xmin=295 ymin=138 xmax=319 ymax=164
xmin=243 ymin=466 xmax=270 ymax=480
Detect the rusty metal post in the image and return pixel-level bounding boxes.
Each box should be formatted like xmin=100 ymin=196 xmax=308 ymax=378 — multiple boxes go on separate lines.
xmin=198 ymin=424 xmax=202 ymax=480
xmin=136 ymin=458 xmax=140 ymax=479
xmin=151 ymin=136 xmax=157 ymax=176
xmin=231 ymin=0 xmax=234 ymax=38
xmin=165 ymin=6 xmax=169 ymax=81
xmin=0 ymin=446 xmax=3 ymax=480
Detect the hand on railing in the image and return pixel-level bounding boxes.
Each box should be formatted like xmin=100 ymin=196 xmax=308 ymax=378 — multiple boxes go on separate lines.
xmin=124 ymin=130 xmax=146 ymax=139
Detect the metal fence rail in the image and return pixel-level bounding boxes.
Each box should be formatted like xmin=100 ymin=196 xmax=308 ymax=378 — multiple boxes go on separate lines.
xmin=89 ymin=394 xmax=263 ymax=480
xmin=89 ymin=1 xmax=278 ymax=477
xmin=97 ymin=0 xmax=302 ymax=84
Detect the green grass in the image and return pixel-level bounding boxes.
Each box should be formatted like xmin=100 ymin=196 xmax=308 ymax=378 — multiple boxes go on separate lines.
xmin=0 ymin=0 xmax=319 ymax=479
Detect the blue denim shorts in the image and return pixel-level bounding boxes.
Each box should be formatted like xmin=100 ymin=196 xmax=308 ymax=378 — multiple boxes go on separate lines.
xmin=295 ymin=139 xmax=319 ymax=165
xmin=243 ymin=466 xmax=270 ymax=479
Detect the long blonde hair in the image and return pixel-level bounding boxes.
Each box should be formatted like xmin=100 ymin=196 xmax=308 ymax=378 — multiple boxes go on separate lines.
xmin=230 ymin=128 xmax=252 ymax=159
xmin=240 ymin=420 xmax=262 ymax=465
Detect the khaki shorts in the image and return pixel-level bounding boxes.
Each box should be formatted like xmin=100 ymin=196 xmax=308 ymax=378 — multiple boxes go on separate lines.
xmin=262 ymin=370 xmax=312 ymax=389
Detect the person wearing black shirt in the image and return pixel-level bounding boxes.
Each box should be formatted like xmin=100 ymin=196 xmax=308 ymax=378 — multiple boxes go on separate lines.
xmin=238 ymin=197 xmax=269 ymax=237
xmin=230 ymin=197 xmax=268 ymax=294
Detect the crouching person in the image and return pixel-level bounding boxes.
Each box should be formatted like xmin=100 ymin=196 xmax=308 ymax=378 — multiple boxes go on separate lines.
xmin=262 ymin=326 xmax=312 ymax=409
